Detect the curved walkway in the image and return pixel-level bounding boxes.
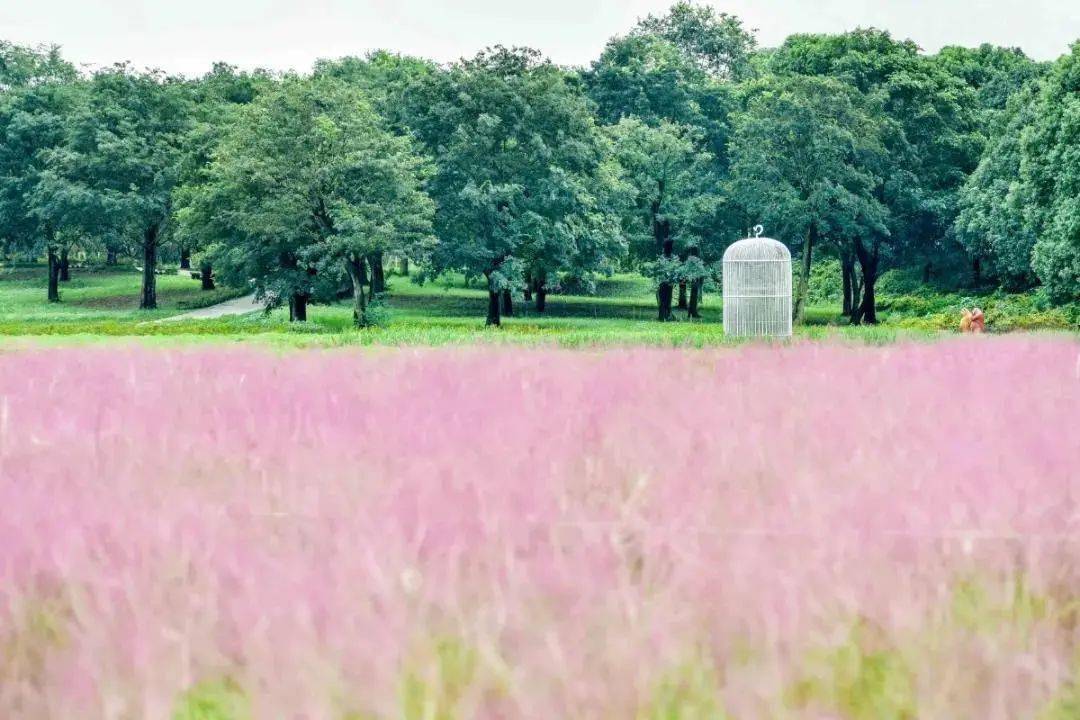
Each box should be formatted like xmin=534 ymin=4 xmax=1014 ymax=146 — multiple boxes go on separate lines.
xmin=159 ymin=294 xmax=262 ymax=321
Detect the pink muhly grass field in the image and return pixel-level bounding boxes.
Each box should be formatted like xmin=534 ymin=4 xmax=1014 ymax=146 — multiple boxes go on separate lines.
xmin=1 ymin=338 xmax=1079 ymax=718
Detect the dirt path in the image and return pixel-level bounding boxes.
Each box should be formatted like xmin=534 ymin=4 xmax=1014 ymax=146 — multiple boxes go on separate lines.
xmin=159 ymin=294 xmax=262 ymax=321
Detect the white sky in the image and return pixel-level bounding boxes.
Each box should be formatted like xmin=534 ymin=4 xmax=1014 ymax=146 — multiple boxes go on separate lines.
xmin=2 ymin=0 xmax=1078 ymax=76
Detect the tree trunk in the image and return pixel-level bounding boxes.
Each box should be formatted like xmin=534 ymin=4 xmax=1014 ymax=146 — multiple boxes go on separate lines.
xmin=922 ymin=261 xmax=932 ymax=284
xmin=653 ymin=190 xmax=674 ymax=321
xmin=972 ymin=256 xmax=982 ymax=287
xmin=688 ymin=282 xmax=702 ymax=319
xmin=345 ymin=256 xmax=368 ymax=328
xmin=677 ymin=281 xmax=688 ymax=309
xmin=656 ymin=223 xmax=674 ymax=322
xmin=793 ymin=222 xmax=816 ymax=324
xmin=485 ymin=288 xmax=501 ymax=326
xmin=369 ymin=252 xmax=385 ymax=295
xmin=200 ymin=262 xmax=215 ymax=290
xmin=140 ymin=226 xmax=158 ymax=310
xmin=179 ymin=247 xmax=191 ymax=270
xmin=47 ymin=247 xmax=61 ymax=303
xmin=289 ymin=293 xmax=309 ymax=322
xmin=852 ymin=239 xmax=879 ymax=325
xmin=841 ymin=254 xmax=854 ymax=316
xmin=536 ymin=284 xmax=547 ymax=313
xmin=687 ymin=247 xmax=702 ymax=319
xmin=501 ymin=288 xmax=514 ymax=317
xmin=106 ymin=248 xmax=118 ymax=266
xmin=523 ymin=278 xmax=533 ymax=303
xmin=59 ymin=248 xmax=70 ymax=281
xmin=400 ymin=257 xmax=409 ymax=277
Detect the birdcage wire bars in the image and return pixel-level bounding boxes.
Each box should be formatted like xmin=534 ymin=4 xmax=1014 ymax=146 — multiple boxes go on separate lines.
xmin=722 ymin=228 xmax=792 ymax=338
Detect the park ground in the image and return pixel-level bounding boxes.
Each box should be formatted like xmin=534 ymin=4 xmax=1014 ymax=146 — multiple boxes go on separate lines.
xmin=0 ymin=261 xmax=1076 ymax=348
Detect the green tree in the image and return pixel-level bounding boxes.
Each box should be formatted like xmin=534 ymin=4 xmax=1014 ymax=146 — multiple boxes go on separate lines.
xmin=729 ymin=75 xmax=889 ymax=323
xmin=173 ymin=62 xmax=272 ymax=290
xmin=414 ymin=47 xmax=621 ymax=325
xmin=1023 ymin=43 xmax=1080 ymax=303
xmin=33 ymin=65 xmax=192 ymax=309
xmin=313 ymin=51 xmax=439 ymax=287
xmin=632 ymin=1 xmax=756 ymax=80
xmin=0 ymin=42 xmax=79 ymax=300
xmin=186 ymin=76 xmax=434 ymax=325
xmin=955 ymin=81 xmax=1042 ymax=288
xmin=0 ymin=40 xmax=75 ymax=89
xmin=586 ymin=32 xmax=734 ymax=164
xmin=768 ymin=29 xmax=983 ymax=312
xmin=607 ymin=118 xmax=724 ymax=320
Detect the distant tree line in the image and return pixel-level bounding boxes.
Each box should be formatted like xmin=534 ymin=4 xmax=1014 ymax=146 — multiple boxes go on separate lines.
xmin=1 ymin=4 xmax=1077 ymax=326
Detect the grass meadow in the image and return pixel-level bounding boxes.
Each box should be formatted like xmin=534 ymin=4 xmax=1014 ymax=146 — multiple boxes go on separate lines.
xmin=1 ymin=340 xmax=1079 ymax=718
xmin=2 ymin=263 xmax=1079 ymax=718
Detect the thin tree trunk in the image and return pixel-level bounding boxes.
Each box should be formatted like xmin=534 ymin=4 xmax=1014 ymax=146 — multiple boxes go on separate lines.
xmin=653 ymin=188 xmax=674 ymax=321
xmin=200 ymin=262 xmax=215 ymax=290
xmin=687 ymin=247 xmax=702 ymax=319
xmin=535 ymin=274 xmax=547 ymax=312
xmin=290 ymin=293 xmax=308 ymax=322
xmin=140 ymin=225 xmax=158 ymax=310
xmin=485 ymin=285 xmax=501 ymax=326
xmin=179 ymin=247 xmax=191 ymax=270
xmin=842 ymin=254 xmax=854 ymax=316
xmin=852 ymin=239 xmax=879 ymax=325
xmin=656 ymin=222 xmax=674 ymax=321
xmin=523 ymin=275 xmax=533 ymax=303
xmin=59 ymin=248 xmax=70 ymax=281
xmin=922 ymin=261 xmax=932 ymax=284
xmin=47 ymin=247 xmax=60 ymax=302
xmin=345 ymin=256 xmax=368 ymax=328
xmin=400 ymin=257 xmax=409 ymax=277
xmin=369 ymin=252 xmax=385 ymax=295
xmin=972 ymin=256 xmax=982 ymax=287
xmin=688 ymin=282 xmax=702 ymax=319
xmin=106 ymin=248 xmax=118 ymax=266
xmin=793 ymin=222 xmax=816 ymax=324
xmin=501 ymin=288 xmax=514 ymax=317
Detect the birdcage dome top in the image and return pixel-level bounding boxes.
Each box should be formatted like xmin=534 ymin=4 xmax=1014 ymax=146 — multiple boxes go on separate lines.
xmin=723 ymin=235 xmax=791 ymax=263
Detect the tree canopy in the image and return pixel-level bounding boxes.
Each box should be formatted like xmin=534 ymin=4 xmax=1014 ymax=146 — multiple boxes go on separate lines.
xmin=1 ymin=8 xmax=1077 ymax=325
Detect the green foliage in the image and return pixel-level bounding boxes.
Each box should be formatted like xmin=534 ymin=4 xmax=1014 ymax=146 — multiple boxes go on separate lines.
xmin=633 ymin=1 xmax=756 ymax=80
xmin=182 ymin=75 xmax=433 ymax=324
xmin=173 ymin=678 xmax=249 ymax=720
xmin=789 ymin=622 xmax=916 ymax=720
xmin=1025 ymin=44 xmax=1080 ymax=303
xmin=33 ymin=65 xmax=192 ymax=242
xmin=640 ymin=657 xmax=727 ymax=720
xmin=607 ymin=118 xmax=725 ymax=264
xmin=411 ymin=47 xmax=622 ymax=322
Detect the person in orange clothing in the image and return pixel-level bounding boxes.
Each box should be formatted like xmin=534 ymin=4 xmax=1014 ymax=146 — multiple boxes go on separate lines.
xmin=970 ymin=307 xmax=985 ymax=333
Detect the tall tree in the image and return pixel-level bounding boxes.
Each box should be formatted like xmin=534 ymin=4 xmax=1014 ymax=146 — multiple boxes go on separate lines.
xmin=607 ymin=118 xmax=723 ymax=321
xmin=728 ymin=75 xmax=889 ymax=324
xmin=413 ymin=47 xmax=622 ymax=325
xmin=955 ymin=81 xmax=1042 ymax=289
xmin=186 ymin=76 xmax=434 ymax=325
xmin=0 ymin=43 xmax=79 ymax=301
xmin=33 ymin=65 xmax=192 ymax=309
xmin=173 ymin=62 xmax=272 ymax=290
xmin=1023 ymin=43 xmax=1080 ymax=304
xmin=313 ymin=51 xmax=439 ymax=292
xmin=768 ymin=29 xmax=982 ymax=315
xmin=632 ymin=1 xmax=756 ymax=80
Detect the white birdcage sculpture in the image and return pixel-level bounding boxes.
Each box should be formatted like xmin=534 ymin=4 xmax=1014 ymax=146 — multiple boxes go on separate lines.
xmin=722 ymin=226 xmax=792 ymax=338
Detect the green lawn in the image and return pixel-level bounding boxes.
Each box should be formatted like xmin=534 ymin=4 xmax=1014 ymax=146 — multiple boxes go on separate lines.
xmin=0 ymin=262 xmax=1073 ymax=348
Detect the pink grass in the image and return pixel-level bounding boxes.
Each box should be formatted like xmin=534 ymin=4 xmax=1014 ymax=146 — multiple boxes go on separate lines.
xmin=1 ymin=338 xmax=1078 ymax=718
